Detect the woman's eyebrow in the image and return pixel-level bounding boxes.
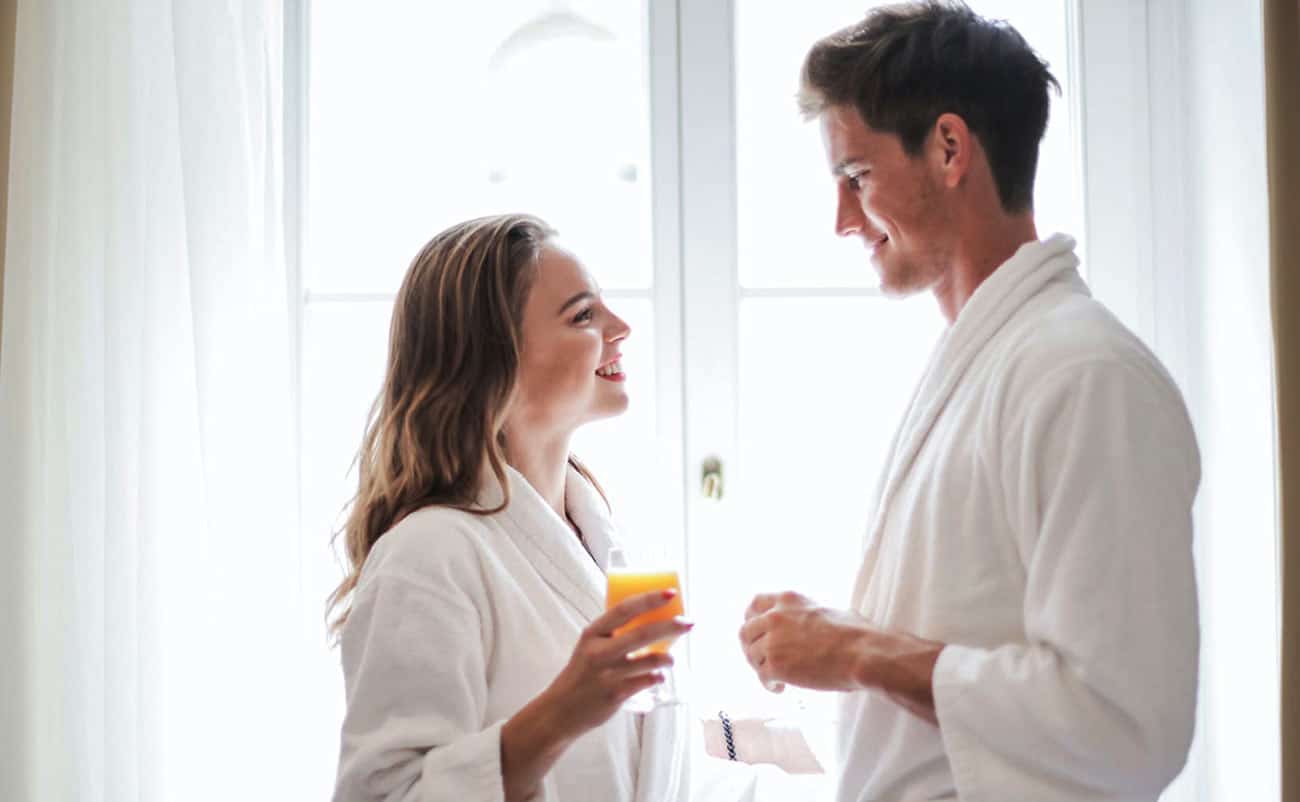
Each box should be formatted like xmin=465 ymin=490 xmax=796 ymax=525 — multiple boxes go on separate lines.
xmin=557 ymin=291 xmax=596 ymax=315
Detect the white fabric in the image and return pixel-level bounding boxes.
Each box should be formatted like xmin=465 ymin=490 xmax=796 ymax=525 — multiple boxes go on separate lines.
xmin=0 ymin=2 xmax=303 ymax=801
xmin=333 ymin=463 xmax=690 ymax=802
xmin=836 ymin=235 xmax=1200 ymax=802
xmin=332 ymin=463 xmax=805 ymax=802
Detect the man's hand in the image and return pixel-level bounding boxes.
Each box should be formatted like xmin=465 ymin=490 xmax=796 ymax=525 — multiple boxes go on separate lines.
xmin=739 ymin=591 xmax=946 ymax=725
xmin=739 ymin=592 xmax=872 ymax=692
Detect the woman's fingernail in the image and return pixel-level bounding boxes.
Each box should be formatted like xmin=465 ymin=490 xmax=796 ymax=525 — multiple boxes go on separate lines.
xmin=662 ymin=589 xmax=678 ymax=599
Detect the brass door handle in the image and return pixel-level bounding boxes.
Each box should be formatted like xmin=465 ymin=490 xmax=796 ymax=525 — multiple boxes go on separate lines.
xmin=701 ymin=456 xmax=724 ymax=501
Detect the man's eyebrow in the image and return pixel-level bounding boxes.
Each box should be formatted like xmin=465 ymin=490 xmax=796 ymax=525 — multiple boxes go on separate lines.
xmin=557 ymin=291 xmax=596 ymax=315
xmin=834 ymin=158 xmax=866 ymax=176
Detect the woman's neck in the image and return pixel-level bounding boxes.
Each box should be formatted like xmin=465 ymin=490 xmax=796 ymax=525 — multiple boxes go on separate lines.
xmin=504 ymin=428 xmax=573 ymax=523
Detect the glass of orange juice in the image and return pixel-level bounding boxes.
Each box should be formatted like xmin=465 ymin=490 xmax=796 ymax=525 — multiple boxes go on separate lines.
xmin=605 ymin=547 xmax=686 ymax=712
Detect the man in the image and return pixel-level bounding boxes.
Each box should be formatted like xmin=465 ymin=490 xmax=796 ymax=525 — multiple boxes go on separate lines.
xmin=738 ymin=3 xmax=1200 ymax=801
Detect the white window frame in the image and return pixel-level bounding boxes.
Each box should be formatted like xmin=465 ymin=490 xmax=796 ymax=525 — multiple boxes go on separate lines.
xmin=645 ymin=0 xmax=690 ymax=572
xmin=285 ymin=0 xmax=310 ymax=615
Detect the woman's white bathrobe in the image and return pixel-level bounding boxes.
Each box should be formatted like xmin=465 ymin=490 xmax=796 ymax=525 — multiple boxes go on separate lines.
xmin=837 ymin=235 xmax=1200 ymax=802
xmin=332 ymin=464 xmax=689 ymax=802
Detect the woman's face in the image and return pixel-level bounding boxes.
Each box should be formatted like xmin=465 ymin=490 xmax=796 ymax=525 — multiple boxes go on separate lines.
xmin=509 ymin=244 xmax=631 ymax=437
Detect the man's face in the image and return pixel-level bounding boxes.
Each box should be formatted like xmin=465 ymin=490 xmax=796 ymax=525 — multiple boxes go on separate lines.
xmin=819 ymin=105 xmax=951 ymax=296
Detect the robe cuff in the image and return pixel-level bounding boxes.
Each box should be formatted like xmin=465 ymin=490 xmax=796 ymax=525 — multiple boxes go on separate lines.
xmin=932 ymin=643 xmax=988 ymax=802
xmin=420 ymin=719 xmax=507 ymax=802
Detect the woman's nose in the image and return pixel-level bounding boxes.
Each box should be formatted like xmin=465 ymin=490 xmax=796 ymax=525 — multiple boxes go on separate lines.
xmin=607 ymin=314 xmax=631 ymax=343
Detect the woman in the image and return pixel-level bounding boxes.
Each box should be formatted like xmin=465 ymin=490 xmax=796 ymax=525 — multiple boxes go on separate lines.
xmin=328 ymin=214 xmax=815 ymax=802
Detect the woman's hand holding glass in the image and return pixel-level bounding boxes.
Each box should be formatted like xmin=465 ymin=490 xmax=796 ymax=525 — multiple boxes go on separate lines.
xmin=500 ymin=591 xmax=691 ymax=801
xmin=604 ymin=548 xmax=688 ymax=711
xmin=542 ymin=589 xmax=693 ymax=735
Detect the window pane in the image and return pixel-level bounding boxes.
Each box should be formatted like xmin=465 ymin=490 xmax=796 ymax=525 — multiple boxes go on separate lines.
xmin=736 ymin=296 xmax=943 ymax=593
xmin=308 ymin=1 xmax=653 ymax=294
xmin=735 ymin=0 xmax=1082 ymax=288
xmin=687 ymin=295 xmax=945 ymax=774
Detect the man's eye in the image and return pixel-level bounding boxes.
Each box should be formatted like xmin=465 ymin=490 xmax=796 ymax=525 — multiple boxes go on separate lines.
xmin=847 ymin=172 xmax=866 ymax=191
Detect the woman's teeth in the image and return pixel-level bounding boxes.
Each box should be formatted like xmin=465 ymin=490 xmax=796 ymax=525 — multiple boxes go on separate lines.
xmin=596 ymin=360 xmax=623 ymax=377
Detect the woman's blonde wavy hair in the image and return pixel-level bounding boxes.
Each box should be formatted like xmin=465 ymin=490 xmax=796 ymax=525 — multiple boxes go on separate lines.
xmin=327 ymin=213 xmax=605 ymax=636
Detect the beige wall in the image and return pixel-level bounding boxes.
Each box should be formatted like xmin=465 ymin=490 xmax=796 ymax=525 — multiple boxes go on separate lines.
xmin=1266 ymin=1 xmax=1300 ymax=801
xmin=0 ymin=0 xmax=14 ymax=356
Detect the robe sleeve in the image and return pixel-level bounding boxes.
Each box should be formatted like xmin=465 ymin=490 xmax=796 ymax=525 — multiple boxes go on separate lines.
xmin=932 ymin=357 xmax=1201 ymax=800
xmin=332 ymin=568 xmax=505 ymax=802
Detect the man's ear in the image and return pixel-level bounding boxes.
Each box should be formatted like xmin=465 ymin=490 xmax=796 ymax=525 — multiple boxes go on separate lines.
xmin=930 ymin=112 xmax=972 ymax=189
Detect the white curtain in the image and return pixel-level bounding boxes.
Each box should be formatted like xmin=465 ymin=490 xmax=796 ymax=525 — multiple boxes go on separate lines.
xmin=0 ymin=2 xmax=310 ymax=800
xmin=1070 ymin=2 xmax=1278 ymax=798
xmin=1179 ymin=1 xmax=1280 ymax=798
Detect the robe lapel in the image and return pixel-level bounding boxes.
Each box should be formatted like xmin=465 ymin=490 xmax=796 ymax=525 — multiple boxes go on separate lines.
xmin=493 ymin=465 xmax=608 ymax=622
xmin=564 ymin=463 xmax=619 ymax=573
xmin=851 ymin=234 xmax=1082 ymax=607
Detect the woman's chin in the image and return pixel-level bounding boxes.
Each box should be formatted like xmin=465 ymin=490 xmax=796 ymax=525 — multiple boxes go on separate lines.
xmin=586 ymin=393 xmax=631 ymax=422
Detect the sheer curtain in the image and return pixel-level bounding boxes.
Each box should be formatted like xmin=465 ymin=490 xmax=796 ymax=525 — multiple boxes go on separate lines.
xmin=0 ymin=2 xmax=309 ymax=800
xmin=1176 ymin=2 xmax=1279 ymax=799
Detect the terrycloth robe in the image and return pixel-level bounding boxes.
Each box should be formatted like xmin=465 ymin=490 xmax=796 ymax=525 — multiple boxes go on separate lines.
xmin=836 ymin=235 xmax=1201 ymax=802
xmin=332 ymin=463 xmax=688 ymax=802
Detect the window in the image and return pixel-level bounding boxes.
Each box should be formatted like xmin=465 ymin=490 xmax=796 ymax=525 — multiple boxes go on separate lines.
xmin=294 ymin=1 xmax=1084 ymax=793
xmin=678 ymin=2 xmax=1081 ymax=791
xmin=294 ymin=5 xmax=657 ymax=799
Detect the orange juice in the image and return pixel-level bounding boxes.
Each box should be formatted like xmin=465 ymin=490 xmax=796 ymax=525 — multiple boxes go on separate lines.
xmin=606 ymin=571 xmax=685 ymax=655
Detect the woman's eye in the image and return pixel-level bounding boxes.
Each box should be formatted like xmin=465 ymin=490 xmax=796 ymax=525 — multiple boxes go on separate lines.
xmin=573 ymin=307 xmax=594 ymax=324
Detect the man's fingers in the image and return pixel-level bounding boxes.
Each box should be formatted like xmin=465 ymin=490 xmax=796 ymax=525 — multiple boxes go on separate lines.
xmin=739 ymin=622 xmax=769 ymax=671
xmin=744 ymin=593 xmax=780 ymax=620
xmin=591 ymin=589 xmax=679 ymax=636
xmin=745 ymin=643 xmax=785 ymax=692
xmin=739 ymin=615 xmax=786 ymax=693
xmin=750 ymin=650 xmax=785 ymax=693
xmin=739 ymin=612 xmax=771 ymax=647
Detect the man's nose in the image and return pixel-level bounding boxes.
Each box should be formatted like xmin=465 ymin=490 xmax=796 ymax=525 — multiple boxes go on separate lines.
xmin=835 ymin=187 xmax=865 ymax=237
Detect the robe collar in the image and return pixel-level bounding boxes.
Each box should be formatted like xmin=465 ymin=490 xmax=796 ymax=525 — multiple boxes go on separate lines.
xmin=478 ymin=460 xmax=615 ymax=622
xmin=852 ymin=234 xmax=1083 ymax=605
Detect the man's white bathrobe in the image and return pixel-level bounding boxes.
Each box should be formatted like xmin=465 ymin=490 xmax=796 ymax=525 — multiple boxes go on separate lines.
xmin=332 ymin=464 xmax=689 ymax=802
xmin=837 ymin=235 xmax=1200 ymax=802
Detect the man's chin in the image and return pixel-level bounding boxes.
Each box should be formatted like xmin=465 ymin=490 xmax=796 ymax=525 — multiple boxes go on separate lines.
xmin=875 ymin=265 xmax=926 ymax=299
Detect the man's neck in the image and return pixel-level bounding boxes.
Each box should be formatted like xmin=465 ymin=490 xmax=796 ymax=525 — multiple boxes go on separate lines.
xmin=932 ymin=213 xmax=1039 ymax=324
